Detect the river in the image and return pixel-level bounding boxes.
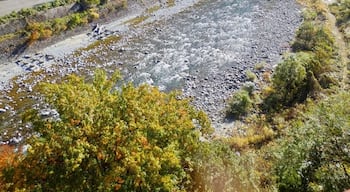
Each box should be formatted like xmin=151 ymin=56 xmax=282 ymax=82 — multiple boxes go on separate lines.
xmin=0 ymin=0 xmax=302 ymax=142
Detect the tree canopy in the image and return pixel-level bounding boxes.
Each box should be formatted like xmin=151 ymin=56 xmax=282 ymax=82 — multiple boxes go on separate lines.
xmin=0 ymin=70 xmax=212 ymax=191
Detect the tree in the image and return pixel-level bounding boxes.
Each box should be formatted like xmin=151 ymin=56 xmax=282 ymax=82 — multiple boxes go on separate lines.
xmin=1 ymin=70 xmax=212 ymax=191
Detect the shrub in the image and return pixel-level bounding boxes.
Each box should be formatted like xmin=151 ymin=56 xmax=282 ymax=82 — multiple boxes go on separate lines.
xmin=271 ymin=53 xmax=308 ymax=106
xmin=17 ymin=8 xmax=37 ymax=17
xmin=227 ymin=89 xmax=253 ymax=118
xmin=52 ymin=17 xmax=68 ymax=33
xmin=28 ymin=30 xmax=41 ymax=43
xmin=40 ymin=29 xmax=53 ymax=39
xmin=292 ymin=22 xmax=334 ymax=53
xmin=245 ymin=70 xmax=257 ymax=82
xmin=0 ymin=70 xmax=212 ymax=191
xmin=67 ymin=13 xmax=88 ymax=29
xmin=87 ymin=9 xmax=100 ymax=22
xmin=227 ymin=114 xmax=275 ymax=150
xmin=0 ymin=145 xmax=18 ymax=189
xmin=25 ymin=22 xmax=55 ymax=41
xmin=254 ymin=62 xmax=266 ymax=71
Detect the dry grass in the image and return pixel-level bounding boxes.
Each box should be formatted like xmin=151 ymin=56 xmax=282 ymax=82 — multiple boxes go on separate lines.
xmin=0 ymin=33 xmax=17 ymax=43
xmin=124 ymin=15 xmax=149 ymax=26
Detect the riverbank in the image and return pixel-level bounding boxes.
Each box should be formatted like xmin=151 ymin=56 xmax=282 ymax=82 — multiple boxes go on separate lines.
xmin=0 ymin=0 xmax=199 ymax=87
xmin=0 ymin=0 xmax=302 ymax=141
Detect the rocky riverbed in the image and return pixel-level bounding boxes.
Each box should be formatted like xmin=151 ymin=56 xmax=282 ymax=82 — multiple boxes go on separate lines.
xmin=0 ymin=0 xmax=302 ymax=142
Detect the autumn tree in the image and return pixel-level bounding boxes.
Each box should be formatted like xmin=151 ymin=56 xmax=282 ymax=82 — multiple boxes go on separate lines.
xmin=1 ymin=70 xmax=212 ymax=191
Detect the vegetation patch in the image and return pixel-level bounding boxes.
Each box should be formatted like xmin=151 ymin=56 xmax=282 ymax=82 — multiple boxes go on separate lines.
xmin=167 ymin=0 xmax=176 ymax=7
xmin=147 ymin=5 xmax=161 ymax=14
xmin=0 ymin=33 xmax=17 ymax=43
xmin=223 ymin=0 xmax=350 ymax=190
xmin=330 ymin=0 xmax=350 ymax=41
xmin=124 ymin=15 xmax=149 ymax=26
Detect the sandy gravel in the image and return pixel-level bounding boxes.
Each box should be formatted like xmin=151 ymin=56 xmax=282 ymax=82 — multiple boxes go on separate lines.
xmin=0 ymin=0 xmax=54 ymax=17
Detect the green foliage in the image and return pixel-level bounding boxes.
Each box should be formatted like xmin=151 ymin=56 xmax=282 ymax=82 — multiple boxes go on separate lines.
xmin=292 ymin=22 xmax=334 ymax=55
xmin=263 ymin=16 xmax=335 ymax=111
xmin=227 ymin=89 xmax=253 ymax=118
xmin=245 ymin=70 xmax=257 ymax=82
xmin=291 ymin=19 xmax=335 ymax=73
xmin=87 ymin=9 xmax=100 ymax=22
xmin=17 ymin=8 xmax=37 ymax=17
xmin=330 ymin=0 xmax=350 ymax=41
xmin=80 ymin=0 xmax=101 ymax=9
xmin=67 ymin=13 xmax=88 ymax=29
xmin=268 ymin=53 xmax=309 ymax=108
xmin=302 ymin=9 xmax=318 ymax=21
xmin=51 ymin=17 xmax=68 ymax=33
xmin=1 ymin=70 xmax=212 ymax=191
xmin=274 ymin=91 xmax=350 ymax=192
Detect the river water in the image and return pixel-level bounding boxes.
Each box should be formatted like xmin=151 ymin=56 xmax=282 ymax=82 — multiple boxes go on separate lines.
xmin=74 ymin=0 xmax=301 ymax=131
xmin=0 ymin=0 xmax=302 ymax=141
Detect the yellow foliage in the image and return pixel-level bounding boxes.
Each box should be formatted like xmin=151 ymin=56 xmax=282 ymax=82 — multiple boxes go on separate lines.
xmin=28 ymin=31 xmax=40 ymax=44
xmin=1 ymin=70 xmax=211 ymax=191
xmin=40 ymin=29 xmax=52 ymax=40
xmin=88 ymin=9 xmax=99 ymax=22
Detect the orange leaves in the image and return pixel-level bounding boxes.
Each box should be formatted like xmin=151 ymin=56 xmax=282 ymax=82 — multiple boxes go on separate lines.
xmin=0 ymin=145 xmax=17 ymax=171
xmin=70 ymin=119 xmax=81 ymax=126
xmin=0 ymin=145 xmax=20 ymax=190
xmin=138 ymin=136 xmax=149 ymax=147
xmin=114 ymin=177 xmax=124 ymax=191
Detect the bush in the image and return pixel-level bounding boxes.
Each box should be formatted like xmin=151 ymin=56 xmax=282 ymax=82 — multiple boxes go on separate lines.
xmin=52 ymin=17 xmax=68 ymax=33
xmin=87 ymin=9 xmax=100 ymax=22
xmin=40 ymin=29 xmax=53 ymax=39
xmin=292 ymin=22 xmax=334 ymax=55
xmin=227 ymin=89 xmax=253 ymax=118
xmin=0 ymin=145 xmax=18 ymax=190
xmin=271 ymin=53 xmax=309 ymax=106
xmin=67 ymin=13 xmax=88 ymax=29
xmin=25 ymin=22 xmax=54 ymax=41
xmin=263 ymin=48 xmax=335 ymax=111
xmin=0 ymin=70 xmax=212 ymax=191
xmin=245 ymin=70 xmax=257 ymax=82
